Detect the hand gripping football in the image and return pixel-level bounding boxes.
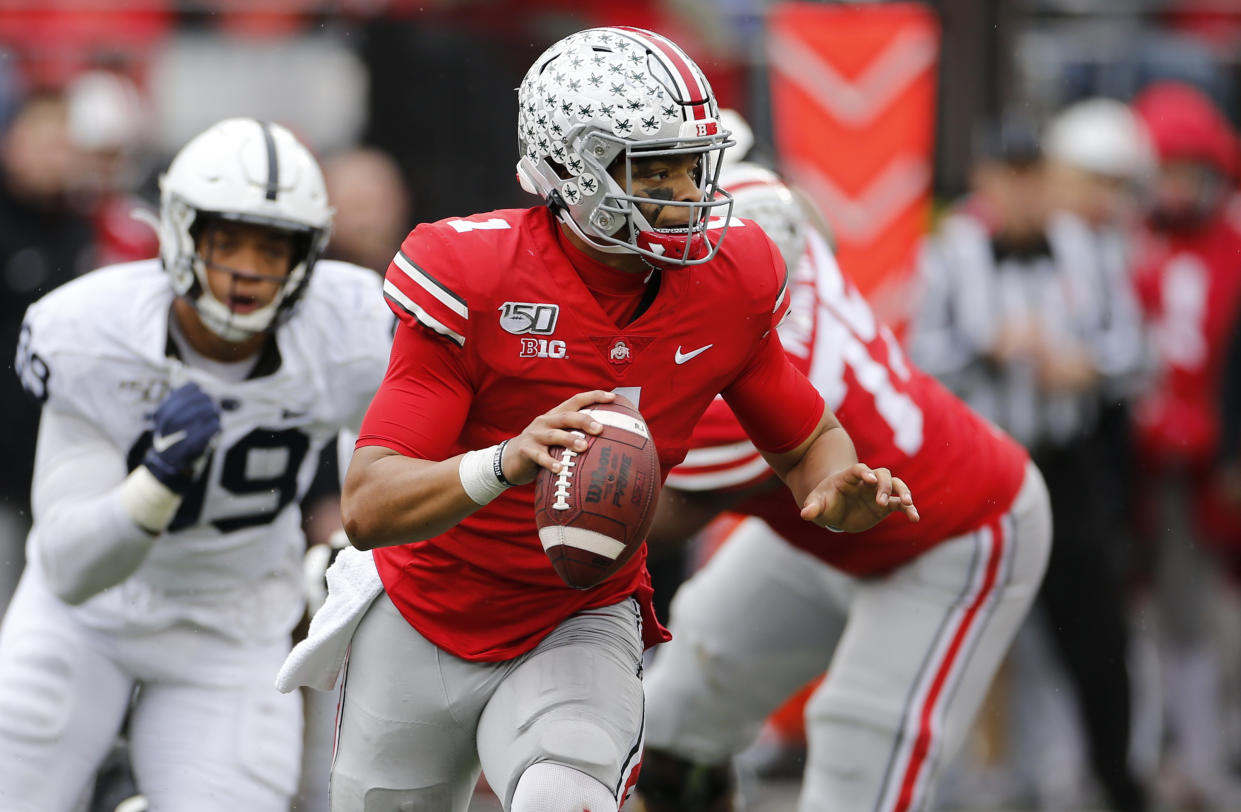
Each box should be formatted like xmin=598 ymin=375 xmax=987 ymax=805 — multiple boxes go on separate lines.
xmin=534 ymin=395 xmax=661 ymax=589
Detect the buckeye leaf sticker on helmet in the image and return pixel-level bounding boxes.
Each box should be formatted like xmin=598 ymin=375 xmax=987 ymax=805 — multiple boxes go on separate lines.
xmin=515 ymin=27 xmax=736 ymax=268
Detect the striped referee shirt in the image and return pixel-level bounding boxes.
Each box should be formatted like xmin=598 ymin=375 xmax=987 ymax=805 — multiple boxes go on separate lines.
xmin=908 ymin=208 xmax=1145 ymax=450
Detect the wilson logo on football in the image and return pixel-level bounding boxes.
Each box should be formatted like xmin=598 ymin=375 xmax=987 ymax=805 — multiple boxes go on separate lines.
xmin=498 ymin=301 xmax=559 ymax=335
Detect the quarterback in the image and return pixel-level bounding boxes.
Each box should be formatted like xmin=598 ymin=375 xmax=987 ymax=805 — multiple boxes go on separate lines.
xmin=280 ymin=26 xmax=916 ymax=812
xmin=0 ymin=118 xmax=393 ymax=810
xmin=636 ymin=163 xmax=1052 ymax=812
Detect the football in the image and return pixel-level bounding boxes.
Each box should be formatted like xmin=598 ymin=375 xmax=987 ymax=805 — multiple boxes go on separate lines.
xmin=534 ymin=395 xmax=661 ymax=589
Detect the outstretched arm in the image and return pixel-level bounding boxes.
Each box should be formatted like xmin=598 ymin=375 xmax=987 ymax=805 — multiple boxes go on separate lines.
xmin=762 ymin=405 xmax=918 ymax=532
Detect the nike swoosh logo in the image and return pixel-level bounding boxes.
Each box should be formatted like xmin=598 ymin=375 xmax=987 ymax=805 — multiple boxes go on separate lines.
xmin=151 ymin=429 xmax=187 ymax=453
xmin=674 ymin=344 xmax=714 ymax=365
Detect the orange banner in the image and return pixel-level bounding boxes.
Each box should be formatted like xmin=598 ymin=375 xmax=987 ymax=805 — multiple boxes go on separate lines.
xmin=768 ymin=2 xmax=939 ymax=325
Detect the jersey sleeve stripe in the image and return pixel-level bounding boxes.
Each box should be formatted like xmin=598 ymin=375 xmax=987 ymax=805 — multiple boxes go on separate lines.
xmin=383 ymin=279 xmax=465 ymax=347
xmin=773 ymin=266 xmax=790 ymax=315
xmin=393 ymin=251 xmax=468 ymax=319
xmin=665 ymin=453 xmax=771 ymax=491
xmin=680 ymin=440 xmax=761 ymax=468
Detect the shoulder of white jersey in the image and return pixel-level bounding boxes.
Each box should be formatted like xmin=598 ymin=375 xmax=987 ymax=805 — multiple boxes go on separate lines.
xmin=280 ymin=259 xmax=394 ymax=421
xmin=381 ymin=208 xmax=531 ymax=348
xmin=300 ymin=259 xmax=389 ymax=329
xmin=23 ymin=259 xmax=169 ymax=361
xmin=18 ymin=258 xmax=170 ymax=412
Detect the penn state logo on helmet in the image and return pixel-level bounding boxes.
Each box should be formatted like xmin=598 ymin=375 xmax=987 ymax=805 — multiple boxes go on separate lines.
xmin=515 ymin=27 xmax=735 ymax=268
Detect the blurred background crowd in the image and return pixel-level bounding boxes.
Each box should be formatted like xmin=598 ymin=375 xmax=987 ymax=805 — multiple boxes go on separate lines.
xmin=2 ymin=1 xmax=1241 ymax=810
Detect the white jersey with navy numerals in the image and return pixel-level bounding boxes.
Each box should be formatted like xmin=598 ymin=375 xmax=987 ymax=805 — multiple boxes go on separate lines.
xmin=18 ymin=258 xmax=393 ymax=636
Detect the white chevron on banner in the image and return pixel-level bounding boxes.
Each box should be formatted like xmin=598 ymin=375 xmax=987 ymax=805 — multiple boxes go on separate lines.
xmin=790 ymin=156 xmax=930 ymax=242
xmin=769 ymin=26 xmax=936 ymax=126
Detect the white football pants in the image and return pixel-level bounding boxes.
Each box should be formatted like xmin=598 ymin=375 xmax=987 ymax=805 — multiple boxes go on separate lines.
xmin=329 ymin=594 xmax=645 ymax=811
xmin=644 ymin=460 xmax=1051 ymax=812
xmin=0 ymin=565 xmax=302 ymax=812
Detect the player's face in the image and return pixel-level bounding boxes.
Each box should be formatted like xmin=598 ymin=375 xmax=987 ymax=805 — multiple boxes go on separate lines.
xmin=614 ymin=153 xmax=704 ymax=230
xmin=196 ymin=220 xmax=296 ymax=314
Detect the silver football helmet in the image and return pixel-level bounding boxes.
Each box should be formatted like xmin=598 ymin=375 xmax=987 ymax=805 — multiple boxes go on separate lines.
xmin=720 ymin=161 xmax=808 ymax=273
xmin=516 ymin=27 xmax=734 ymax=267
xmin=158 ymin=118 xmax=332 ymax=341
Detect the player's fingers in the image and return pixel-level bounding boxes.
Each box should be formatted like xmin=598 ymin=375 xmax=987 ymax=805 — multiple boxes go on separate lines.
xmin=892 ymin=476 xmax=914 ymax=504
xmin=530 ymin=409 xmax=603 ymax=438
xmin=837 ymin=462 xmax=874 ymax=490
xmin=557 ymin=389 xmax=616 ymax=413
xmin=799 ymin=493 xmax=824 ymax=522
xmin=512 ymin=436 xmax=571 ymax=476
xmin=871 ymin=467 xmax=893 ymax=506
xmin=891 ymin=477 xmax=920 ymax=522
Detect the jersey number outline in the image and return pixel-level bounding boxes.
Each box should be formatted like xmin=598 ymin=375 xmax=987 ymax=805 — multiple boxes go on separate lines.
xmin=795 ymin=248 xmax=925 ymax=456
xmin=127 ymin=427 xmax=310 ymax=532
xmin=15 ymin=322 xmax=50 ymax=403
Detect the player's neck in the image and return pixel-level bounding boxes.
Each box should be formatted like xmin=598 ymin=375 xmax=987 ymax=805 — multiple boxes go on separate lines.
xmin=557 ymin=221 xmax=650 ymax=276
xmin=171 ymin=298 xmax=268 ymax=362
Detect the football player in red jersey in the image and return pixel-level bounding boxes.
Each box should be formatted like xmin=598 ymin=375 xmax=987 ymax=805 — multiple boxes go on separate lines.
xmin=635 ymin=162 xmax=1052 ymax=812
xmin=1129 ymin=81 xmax=1241 ymax=807
xmin=277 ymin=26 xmax=917 ymax=812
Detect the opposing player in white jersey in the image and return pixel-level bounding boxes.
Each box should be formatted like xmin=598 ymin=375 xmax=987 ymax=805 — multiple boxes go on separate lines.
xmin=635 ymin=163 xmax=1053 ymax=812
xmin=0 ymin=118 xmax=393 ymax=811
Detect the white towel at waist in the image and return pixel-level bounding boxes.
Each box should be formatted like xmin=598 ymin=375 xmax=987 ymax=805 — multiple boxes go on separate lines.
xmin=276 ymin=546 xmax=383 ymax=692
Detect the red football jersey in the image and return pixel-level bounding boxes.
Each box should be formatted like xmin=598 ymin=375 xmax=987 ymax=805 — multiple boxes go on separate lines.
xmin=1131 ymin=209 xmax=1241 ymax=466
xmin=668 ymin=232 xmax=1029 ymax=575
xmin=358 ymin=206 xmax=825 ymax=660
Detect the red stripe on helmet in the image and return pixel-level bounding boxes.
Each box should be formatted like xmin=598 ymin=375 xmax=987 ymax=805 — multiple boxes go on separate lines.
xmin=614 ymin=26 xmax=710 ymax=122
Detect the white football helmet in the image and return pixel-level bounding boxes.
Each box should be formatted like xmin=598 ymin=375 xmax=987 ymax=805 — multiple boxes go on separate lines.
xmin=516 ymin=27 xmax=734 ymax=267
xmin=1044 ymin=97 xmax=1154 ymax=183
xmin=158 ymin=118 xmax=332 ymax=342
xmin=720 ymin=161 xmax=807 ymax=272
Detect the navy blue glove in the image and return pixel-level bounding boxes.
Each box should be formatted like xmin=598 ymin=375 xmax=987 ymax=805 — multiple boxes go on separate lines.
xmin=142 ymin=382 xmax=222 ymax=494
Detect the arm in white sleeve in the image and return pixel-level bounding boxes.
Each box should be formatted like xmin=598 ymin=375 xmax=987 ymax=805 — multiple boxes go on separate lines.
xmin=31 ymin=407 xmax=180 ymax=605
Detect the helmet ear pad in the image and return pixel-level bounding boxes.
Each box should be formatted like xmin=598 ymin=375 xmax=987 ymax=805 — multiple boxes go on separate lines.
xmin=516 ymin=157 xmax=542 ymax=196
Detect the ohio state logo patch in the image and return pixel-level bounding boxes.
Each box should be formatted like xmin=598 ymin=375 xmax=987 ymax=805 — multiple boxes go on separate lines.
xmin=609 ymin=338 xmax=632 ymax=365
xmin=590 ymin=335 xmax=654 ymax=372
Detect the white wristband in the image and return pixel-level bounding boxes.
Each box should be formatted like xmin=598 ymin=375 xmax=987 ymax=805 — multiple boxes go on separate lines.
xmin=458 ymin=444 xmax=511 ymax=506
xmin=119 ymin=465 xmax=184 ymax=533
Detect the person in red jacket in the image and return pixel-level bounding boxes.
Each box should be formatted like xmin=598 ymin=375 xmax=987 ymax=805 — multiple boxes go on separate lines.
xmin=1129 ymin=79 xmax=1241 ymax=809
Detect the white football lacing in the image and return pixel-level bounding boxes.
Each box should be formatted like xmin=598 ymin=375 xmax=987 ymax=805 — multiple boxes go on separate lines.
xmin=551 ymin=432 xmax=583 ymax=510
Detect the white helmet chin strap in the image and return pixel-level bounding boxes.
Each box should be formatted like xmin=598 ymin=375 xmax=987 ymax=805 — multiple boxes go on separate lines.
xmin=191 ymin=288 xmax=280 ymax=342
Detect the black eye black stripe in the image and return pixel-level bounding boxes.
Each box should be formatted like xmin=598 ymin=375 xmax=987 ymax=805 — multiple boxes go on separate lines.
xmin=256 ymin=119 xmax=279 ymax=201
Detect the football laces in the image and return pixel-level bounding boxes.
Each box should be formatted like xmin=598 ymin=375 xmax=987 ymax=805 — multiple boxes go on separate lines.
xmin=551 ymin=432 xmax=584 ymax=510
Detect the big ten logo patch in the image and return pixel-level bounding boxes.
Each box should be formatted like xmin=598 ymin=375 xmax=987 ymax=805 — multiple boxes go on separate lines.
xmin=520 ymin=338 xmax=568 ymax=359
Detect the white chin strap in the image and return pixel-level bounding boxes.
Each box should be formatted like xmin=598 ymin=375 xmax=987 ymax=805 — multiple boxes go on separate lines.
xmin=194 ymin=292 xmax=278 ymax=342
